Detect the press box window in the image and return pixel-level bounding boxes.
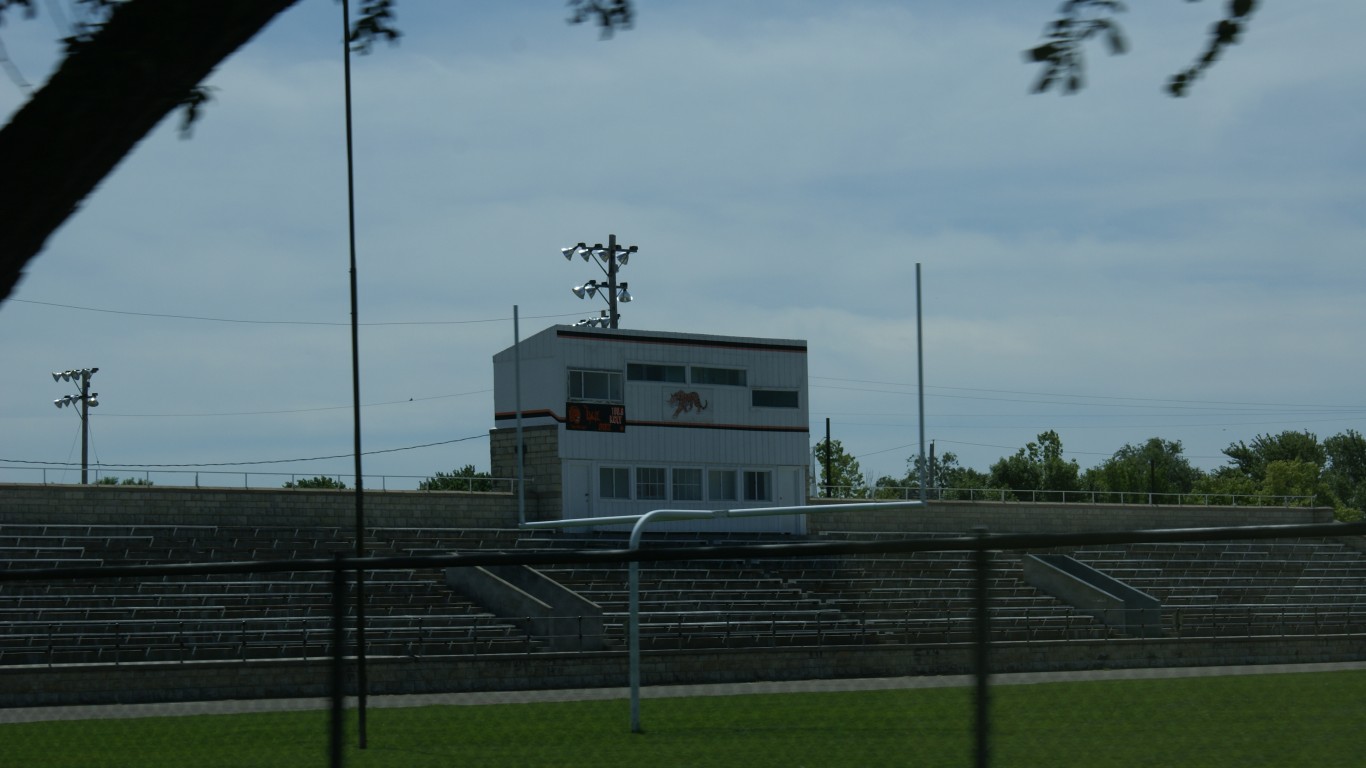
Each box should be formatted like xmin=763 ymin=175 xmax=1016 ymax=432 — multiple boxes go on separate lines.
xmin=691 ymin=366 xmax=746 ymax=387
xmin=708 ymin=469 xmax=737 ymax=501
xmin=752 ymin=389 xmax=799 ymax=408
xmin=743 ymin=470 xmax=772 ymax=502
xmin=569 ymin=369 xmax=623 ymax=402
xmin=600 ymin=467 xmax=630 ymax=499
xmin=672 ymin=468 xmax=703 ymax=501
xmin=636 ymin=467 xmax=667 ymax=501
xmin=627 ymin=363 xmax=686 ymax=383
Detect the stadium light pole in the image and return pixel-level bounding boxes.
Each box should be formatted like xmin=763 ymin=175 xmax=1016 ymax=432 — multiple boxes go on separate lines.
xmin=340 ymin=0 xmax=368 ymax=749
xmin=562 ymin=234 xmax=638 ymax=328
xmin=51 ymin=367 xmax=99 ymax=484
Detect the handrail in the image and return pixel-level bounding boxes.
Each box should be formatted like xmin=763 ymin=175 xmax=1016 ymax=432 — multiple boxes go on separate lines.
xmin=524 ymin=500 xmax=926 ymax=733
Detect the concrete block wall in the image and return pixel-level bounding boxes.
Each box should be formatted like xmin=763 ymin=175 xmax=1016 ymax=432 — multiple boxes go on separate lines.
xmin=2 ymin=634 xmax=1361 ymax=708
xmin=805 ymin=499 xmax=1333 ymax=535
xmin=0 ymin=484 xmax=520 ymax=529
xmin=490 ymin=424 xmax=561 ymax=522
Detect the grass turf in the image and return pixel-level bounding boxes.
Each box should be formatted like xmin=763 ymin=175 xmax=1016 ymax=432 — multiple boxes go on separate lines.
xmin=3 ymin=670 xmax=1363 ymax=767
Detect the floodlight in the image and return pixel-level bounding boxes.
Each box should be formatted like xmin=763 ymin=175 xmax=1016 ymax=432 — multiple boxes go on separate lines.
xmin=617 ymin=251 xmax=629 ymax=266
xmin=51 ymin=371 xmax=62 ymax=382
xmin=88 ymin=395 xmax=98 ymax=407
xmin=53 ymin=399 xmax=63 ymax=408
xmin=618 ymin=283 xmax=631 ymax=302
xmin=562 ymin=246 xmax=579 ymax=261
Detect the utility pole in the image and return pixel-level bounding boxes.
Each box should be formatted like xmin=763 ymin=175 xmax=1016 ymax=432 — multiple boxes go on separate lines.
xmin=52 ymin=368 xmax=99 ymax=484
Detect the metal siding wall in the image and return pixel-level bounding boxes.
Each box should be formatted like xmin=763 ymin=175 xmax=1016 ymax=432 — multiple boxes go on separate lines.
xmin=499 ymin=327 xmax=809 ymax=531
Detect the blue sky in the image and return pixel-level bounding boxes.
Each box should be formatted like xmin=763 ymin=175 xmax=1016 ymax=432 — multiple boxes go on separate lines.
xmin=1 ymin=1 xmax=1363 ymax=489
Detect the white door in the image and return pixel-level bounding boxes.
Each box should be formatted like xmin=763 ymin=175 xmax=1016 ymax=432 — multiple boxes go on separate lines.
xmin=777 ymin=468 xmax=806 ymax=535
xmin=565 ymin=462 xmax=592 ymax=518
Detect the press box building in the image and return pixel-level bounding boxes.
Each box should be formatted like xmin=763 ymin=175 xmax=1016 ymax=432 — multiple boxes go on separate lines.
xmin=490 ymin=325 xmax=809 ymax=532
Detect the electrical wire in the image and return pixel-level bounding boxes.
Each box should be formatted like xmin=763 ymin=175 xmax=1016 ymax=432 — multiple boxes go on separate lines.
xmin=95 ymin=389 xmax=491 ymax=418
xmin=0 ymin=432 xmax=489 ymax=470
xmin=9 ymin=298 xmax=586 ymax=327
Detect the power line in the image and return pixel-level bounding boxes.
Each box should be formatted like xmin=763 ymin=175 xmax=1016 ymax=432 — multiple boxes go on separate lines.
xmin=96 ymin=390 xmax=491 ymax=418
xmin=811 ymin=377 xmax=1366 ymax=413
xmin=10 ymin=298 xmax=586 ymax=327
xmin=0 ymin=433 xmax=489 ymax=469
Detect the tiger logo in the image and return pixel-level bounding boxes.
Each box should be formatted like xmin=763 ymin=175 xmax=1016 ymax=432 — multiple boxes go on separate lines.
xmin=667 ymin=390 xmax=709 ymax=417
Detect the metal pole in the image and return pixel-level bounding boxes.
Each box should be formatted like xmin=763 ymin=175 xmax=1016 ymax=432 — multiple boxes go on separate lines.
xmin=330 ymin=553 xmax=346 ymax=768
xmin=514 ymin=305 xmax=526 ymax=526
xmin=79 ymin=373 xmax=90 ymax=485
xmin=916 ymin=263 xmax=927 ymax=504
xmin=824 ymin=418 xmax=832 ymax=498
xmin=606 ymin=233 xmax=619 ymax=328
xmin=973 ymin=527 xmax=992 ymax=768
xmin=340 ymin=0 xmax=368 ymax=748
xmin=628 ymin=556 xmax=641 ymax=733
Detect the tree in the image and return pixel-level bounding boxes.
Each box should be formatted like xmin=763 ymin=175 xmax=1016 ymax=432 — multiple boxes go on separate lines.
xmin=814 ymin=438 xmax=867 ymax=498
xmin=96 ymin=476 xmax=153 ymax=486
xmin=1083 ymin=437 xmax=1202 ymax=503
xmin=420 ymin=464 xmax=494 ymax=492
xmin=988 ymin=430 xmax=1082 ymax=501
xmin=283 ymin=475 xmax=347 ymax=489
xmin=0 ymin=0 xmax=303 ymax=303
xmin=875 ymin=449 xmax=992 ymax=500
xmin=1026 ymin=0 xmax=1260 ymax=96
xmin=1323 ymin=429 xmax=1366 ymax=519
xmin=1222 ymin=431 xmax=1327 ymax=481
xmin=0 ymin=1 xmax=1267 ymax=303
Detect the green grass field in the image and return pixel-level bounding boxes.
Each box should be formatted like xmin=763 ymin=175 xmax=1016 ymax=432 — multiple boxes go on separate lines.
xmin=4 ymin=670 xmax=1364 ymax=767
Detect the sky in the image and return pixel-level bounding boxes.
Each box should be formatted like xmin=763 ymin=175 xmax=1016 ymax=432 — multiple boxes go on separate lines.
xmin=1 ymin=1 xmax=1364 ymax=491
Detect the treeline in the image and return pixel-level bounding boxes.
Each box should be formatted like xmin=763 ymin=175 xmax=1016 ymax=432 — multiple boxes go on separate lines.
xmin=816 ymin=429 xmax=1366 ymax=521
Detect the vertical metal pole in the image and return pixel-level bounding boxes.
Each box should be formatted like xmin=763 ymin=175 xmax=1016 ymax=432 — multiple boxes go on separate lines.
xmin=330 ymin=554 xmax=346 ymax=768
xmin=606 ymin=233 xmax=619 ymax=328
xmin=628 ymin=557 xmax=642 ymax=733
xmin=929 ymin=440 xmax=936 ymax=499
xmin=916 ymin=263 xmax=927 ymax=503
xmin=973 ymin=526 xmax=992 ymax=768
xmin=514 ymin=305 xmax=526 ymax=525
xmin=79 ymin=373 xmax=90 ymax=485
xmin=340 ymin=0 xmax=368 ymax=748
xmin=824 ymin=418 xmax=832 ymax=498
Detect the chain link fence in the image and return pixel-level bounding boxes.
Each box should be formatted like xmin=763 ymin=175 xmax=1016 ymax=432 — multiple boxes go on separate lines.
xmin=3 ymin=520 xmax=1365 ymax=766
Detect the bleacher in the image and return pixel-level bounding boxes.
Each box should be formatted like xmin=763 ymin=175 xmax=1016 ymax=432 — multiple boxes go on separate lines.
xmin=1066 ymin=539 xmax=1366 ymax=638
xmin=0 ymin=524 xmax=534 ymax=665
xmin=4 ymin=524 xmax=1366 ymax=665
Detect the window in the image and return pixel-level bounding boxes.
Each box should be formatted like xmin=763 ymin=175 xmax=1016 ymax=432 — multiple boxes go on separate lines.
xmin=744 ymin=470 xmax=772 ymax=501
xmin=627 ymin=363 xmax=685 ymax=383
xmin=691 ymin=366 xmax=746 ymax=387
xmin=569 ymin=369 xmax=622 ymax=402
xmin=672 ymin=468 xmax=702 ymax=501
xmin=636 ymin=467 xmax=667 ymax=501
xmin=600 ymin=467 xmax=630 ymax=499
xmin=708 ymin=469 xmax=737 ymax=501
xmin=752 ymin=389 xmax=799 ymax=408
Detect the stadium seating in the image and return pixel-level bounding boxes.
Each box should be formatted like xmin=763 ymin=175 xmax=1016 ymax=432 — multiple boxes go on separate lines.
xmin=4 ymin=524 xmax=1365 ymax=665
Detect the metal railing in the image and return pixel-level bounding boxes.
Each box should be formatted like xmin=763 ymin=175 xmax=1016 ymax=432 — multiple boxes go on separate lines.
xmin=822 ymin=484 xmax=1314 ymax=507
xmin=0 ymin=465 xmax=517 ymax=493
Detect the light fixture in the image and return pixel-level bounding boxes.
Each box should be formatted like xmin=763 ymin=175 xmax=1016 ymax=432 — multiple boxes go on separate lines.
xmin=49 ymin=366 xmax=100 ymax=483
xmin=562 ymin=233 xmax=640 ymax=329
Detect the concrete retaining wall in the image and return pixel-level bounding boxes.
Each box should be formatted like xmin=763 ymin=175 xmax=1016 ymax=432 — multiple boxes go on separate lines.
xmin=2 ymin=634 xmax=1361 ymax=708
xmin=0 ymin=484 xmax=520 ymax=529
xmin=807 ymin=499 xmax=1333 ymax=535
